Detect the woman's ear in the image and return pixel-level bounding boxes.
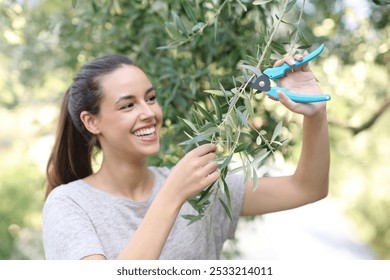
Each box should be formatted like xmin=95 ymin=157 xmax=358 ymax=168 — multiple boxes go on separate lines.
xmin=80 ymin=111 xmax=100 ymax=135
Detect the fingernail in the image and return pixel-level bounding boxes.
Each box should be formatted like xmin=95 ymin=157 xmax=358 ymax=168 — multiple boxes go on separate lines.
xmin=289 ymin=58 xmax=295 ymax=65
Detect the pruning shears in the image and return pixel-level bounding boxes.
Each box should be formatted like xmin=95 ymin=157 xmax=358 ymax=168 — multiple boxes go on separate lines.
xmin=241 ymin=44 xmax=331 ymax=103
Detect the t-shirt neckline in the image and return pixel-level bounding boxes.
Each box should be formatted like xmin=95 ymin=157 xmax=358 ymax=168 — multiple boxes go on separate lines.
xmin=79 ymin=167 xmax=160 ymax=206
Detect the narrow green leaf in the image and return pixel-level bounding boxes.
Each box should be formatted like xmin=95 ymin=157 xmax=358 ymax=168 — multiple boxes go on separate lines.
xmin=200 ymin=126 xmax=220 ymax=136
xmin=192 ymin=22 xmax=206 ymax=33
xmin=272 ymin=140 xmax=283 ymax=146
xmin=244 ymin=160 xmax=253 ymax=182
xmin=228 ymin=89 xmax=241 ymax=112
xmin=222 ymin=176 xmax=232 ymax=209
xmin=204 ymin=89 xmax=225 ymax=96
xmin=179 ymin=117 xmax=198 ymax=133
xmin=221 ymin=166 xmax=228 ymax=177
xmin=271 ymin=40 xmax=287 ymax=55
xmin=219 ymin=153 xmax=233 ymax=170
xmin=194 ymin=102 xmax=214 ymax=122
xmin=198 ymin=121 xmax=214 ymax=133
xmin=197 ymin=184 xmax=214 ymax=206
xmin=234 ymin=142 xmax=250 ymax=153
xmin=214 ymin=17 xmax=218 ymax=42
xmin=165 ymin=22 xmax=184 ymax=40
xmin=182 ymin=214 xmax=204 ymax=225
xmin=171 ymin=10 xmax=188 ymax=36
xmin=224 ymin=125 xmax=233 ymax=150
xmin=244 ymin=97 xmax=254 ymax=118
xmin=298 ymin=30 xmax=309 ymax=46
xmin=191 ymin=107 xmax=203 ymax=127
xmin=218 ymin=82 xmax=233 ymax=99
xmin=251 ymin=167 xmax=259 ymax=191
xmin=187 ymin=197 xmax=200 ymax=210
xmin=182 ymin=0 xmax=197 ymax=22
xmin=227 ymin=114 xmax=238 ymax=130
xmin=72 ymin=0 xmax=78 ymax=8
xmin=271 ymin=121 xmax=283 ymax=142
xmin=182 ymin=16 xmax=194 ymax=35
xmin=285 ymin=0 xmax=297 ymax=13
xmin=251 ymin=150 xmax=271 ymax=166
xmin=179 ymin=131 xmax=214 ymax=146
xmin=253 ymin=0 xmax=272 ymax=5
xmin=236 ymin=109 xmax=249 ymax=128
xmin=297 ymin=44 xmax=312 ymax=50
xmin=236 ymin=0 xmax=248 ymax=11
xmin=210 ymin=97 xmax=222 ymax=121
xmin=218 ymin=198 xmax=233 ymax=222
xmin=288 ymin=28 xmax=298 ymax=42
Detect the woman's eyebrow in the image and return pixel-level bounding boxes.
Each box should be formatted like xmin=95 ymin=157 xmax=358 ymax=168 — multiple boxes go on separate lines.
xmin=115 ymin=87 xmax=155 ymax=104
xmin=145 ymin=86 xmax=155 ymax=94
xmin=115 ymin=95 xmax=135 ymax=104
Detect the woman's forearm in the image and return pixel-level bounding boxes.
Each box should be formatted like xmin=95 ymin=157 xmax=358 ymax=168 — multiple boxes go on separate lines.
xmin=293 ymin=108 xmax=330 ymax=200
xmin=116 ymin=187 xmax=182 ymax=260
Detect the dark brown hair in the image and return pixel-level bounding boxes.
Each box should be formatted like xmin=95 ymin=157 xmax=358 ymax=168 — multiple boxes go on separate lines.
xmin=45 ymin=54 xmax=134 ymax=198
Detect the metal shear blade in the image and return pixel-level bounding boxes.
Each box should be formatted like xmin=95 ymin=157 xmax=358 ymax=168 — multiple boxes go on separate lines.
xmin=239 ymin=65 xmax=271 ymax=91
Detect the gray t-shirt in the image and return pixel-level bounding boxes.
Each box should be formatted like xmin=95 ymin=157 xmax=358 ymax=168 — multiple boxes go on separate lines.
xmin=42 ymin=167 xmax=246 ymax=260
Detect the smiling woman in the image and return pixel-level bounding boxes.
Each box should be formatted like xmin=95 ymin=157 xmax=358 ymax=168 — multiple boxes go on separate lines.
xmin=43 ymin=54 xmax=229 ymax=260
xmin=42 ymin=51 xmax=329 ymax=260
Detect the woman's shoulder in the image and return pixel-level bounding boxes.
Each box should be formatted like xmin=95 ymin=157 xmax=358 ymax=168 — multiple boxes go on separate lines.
xmin=46 ymin=180 xmax=84 ymax=199
xmin=43 ymin=180 xmax=91 ymax=210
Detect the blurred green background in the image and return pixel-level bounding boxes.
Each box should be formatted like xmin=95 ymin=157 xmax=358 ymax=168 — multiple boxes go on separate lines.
xmin=0 ymin=0 xmax=389 ymax=259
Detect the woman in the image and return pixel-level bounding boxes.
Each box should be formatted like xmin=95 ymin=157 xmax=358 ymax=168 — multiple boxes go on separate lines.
xmin=43 ymin=53 xmax=329 ymax=260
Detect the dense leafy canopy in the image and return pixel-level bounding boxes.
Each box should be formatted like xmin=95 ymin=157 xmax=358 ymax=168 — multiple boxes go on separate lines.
xmin=0 ymin=0 xmax=389 ymax=259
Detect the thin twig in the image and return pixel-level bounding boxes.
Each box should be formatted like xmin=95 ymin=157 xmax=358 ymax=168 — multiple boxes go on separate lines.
xmin=289 ymin=0 xmax=306 ymax=55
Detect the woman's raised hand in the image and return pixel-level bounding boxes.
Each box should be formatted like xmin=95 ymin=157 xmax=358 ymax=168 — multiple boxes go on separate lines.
xmin=275 ymin=53 xmax=327 ymax=117
xmin=163 ymin=143 xmax=220 ymax=205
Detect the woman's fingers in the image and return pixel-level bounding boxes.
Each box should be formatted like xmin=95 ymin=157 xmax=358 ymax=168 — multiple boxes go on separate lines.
xmin=190 ymin=143 xmax=217 ymax=157
xmin=204 ymin=170 xmax=220 ymax=185
xmin=277 ymin=90 xmax=317 ymax=117
xmin=274 ymin=52 xmax=309 ymax=73
xmin=203 ymin=160 xmax=219 ymax=175
xmin=189 ymin=144 xmax=220 ymax=183
xmin=277 ymin=90 xmax=299 ymax=113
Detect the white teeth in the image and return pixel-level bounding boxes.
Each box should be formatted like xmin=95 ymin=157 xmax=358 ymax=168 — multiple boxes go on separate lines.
xmin=133 ymin=127 xmax=156 ymax=137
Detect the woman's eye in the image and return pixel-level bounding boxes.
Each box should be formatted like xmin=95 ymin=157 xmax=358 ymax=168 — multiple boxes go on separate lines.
xmin=147 ymin=96 xmax=156 ymax=103
xmin=120 ymin=103 xmax=134 ymax=110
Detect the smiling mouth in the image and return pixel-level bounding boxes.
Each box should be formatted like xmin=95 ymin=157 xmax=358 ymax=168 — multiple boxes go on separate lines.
xmin=132 ymin=126 xmax=156 ymax=138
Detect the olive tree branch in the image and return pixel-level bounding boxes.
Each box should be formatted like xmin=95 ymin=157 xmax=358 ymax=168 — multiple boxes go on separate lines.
xmin=329 ymin=95 xmax=390 ymax=135
xmin=176 ymin=0 xmax=302 ymax=224
xmin=219 ymin=0 xmax=291 ymax=128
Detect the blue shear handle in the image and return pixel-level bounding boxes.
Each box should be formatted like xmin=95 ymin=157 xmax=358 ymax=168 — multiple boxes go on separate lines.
xmin=267 ymin=87 xmax=331 ymax=103
xmin=263 ymin=44 xmax=325 ymax=80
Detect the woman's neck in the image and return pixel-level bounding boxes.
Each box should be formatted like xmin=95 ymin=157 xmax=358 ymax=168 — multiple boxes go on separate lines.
xmin=85 ymin=156 xmax=155 ymax=201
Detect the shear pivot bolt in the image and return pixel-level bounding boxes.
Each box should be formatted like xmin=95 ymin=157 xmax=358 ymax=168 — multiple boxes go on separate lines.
xmin=259 ymin=81 xmax=265 ymax=87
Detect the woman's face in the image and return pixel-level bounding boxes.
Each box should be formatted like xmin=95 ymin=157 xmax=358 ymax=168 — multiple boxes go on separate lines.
xmin=93 ymin=65 xmax=163 ymax=161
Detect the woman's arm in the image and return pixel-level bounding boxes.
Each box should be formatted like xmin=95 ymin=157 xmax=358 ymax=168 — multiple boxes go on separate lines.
xmin=241 ymin=53 xmax=330 ymax=216
xmin=81 ymin=144 xmax=219 ymax=260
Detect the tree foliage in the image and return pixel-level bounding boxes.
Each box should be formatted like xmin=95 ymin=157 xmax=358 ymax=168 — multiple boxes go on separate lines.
xmin=1 ymin=0 xmax=389 ymax=259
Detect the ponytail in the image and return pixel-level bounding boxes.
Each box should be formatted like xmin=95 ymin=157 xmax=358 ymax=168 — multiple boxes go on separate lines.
xmin=45 ymin=89 xmax=94 ymax=198
xmin=45 ymin=54 xmax=134 ymax=198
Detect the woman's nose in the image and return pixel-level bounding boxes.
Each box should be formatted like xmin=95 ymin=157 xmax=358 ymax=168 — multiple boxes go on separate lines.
xmin=139 ymin=102 xmax=155 ymax=119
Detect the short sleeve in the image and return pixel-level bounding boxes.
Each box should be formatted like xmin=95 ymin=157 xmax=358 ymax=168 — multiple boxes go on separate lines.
xmin=42 ymin=192 xmax=105 ymax=260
